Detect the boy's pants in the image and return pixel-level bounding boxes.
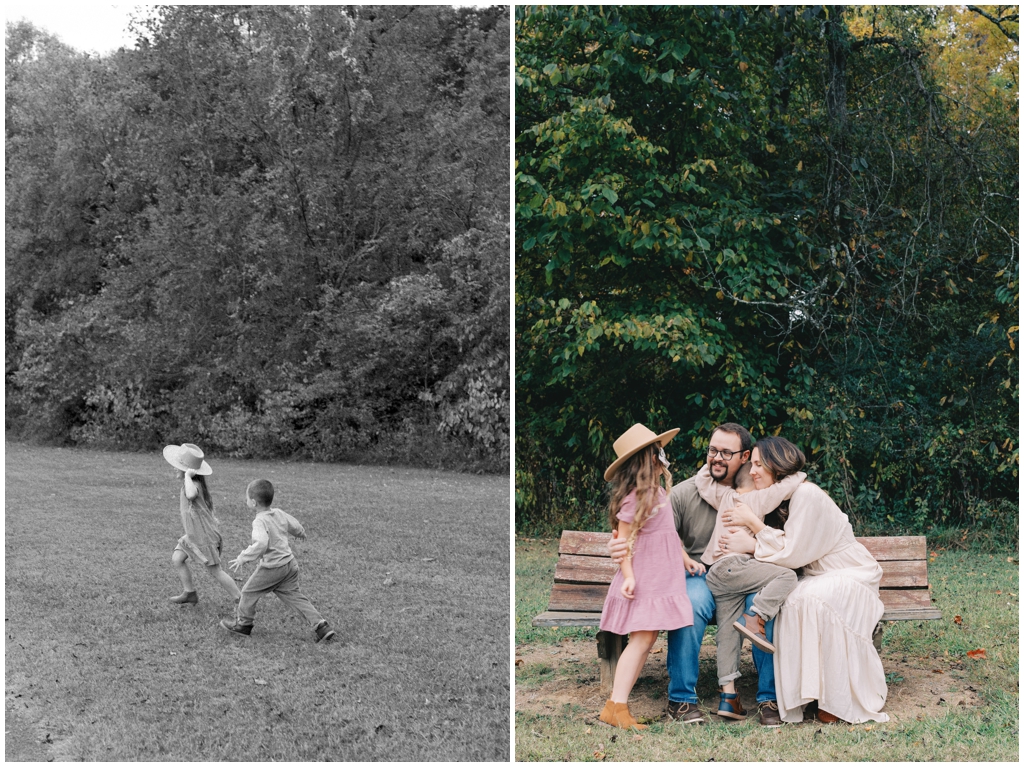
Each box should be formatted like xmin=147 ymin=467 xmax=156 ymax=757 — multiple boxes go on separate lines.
xmin=666 ymin=573 xmax=777 ymax=705
xmin=236 ymin=560 xmax=324 ymax=628
xmin=706 ymin=554 xmax=798 ymax=686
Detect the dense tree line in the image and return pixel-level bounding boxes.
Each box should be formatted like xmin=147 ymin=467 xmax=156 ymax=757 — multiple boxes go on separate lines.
xmin=6 ymin=5 xmax=510 ymax=470
xmin=516 ymin=6 xmax=1017 ymax=540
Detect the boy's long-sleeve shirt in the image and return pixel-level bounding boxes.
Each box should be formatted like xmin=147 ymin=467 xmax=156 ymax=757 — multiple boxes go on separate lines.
xmin=694 ymin=464 xmax=806 ymax=567
xmin=234 ymin=508 xmax=307 ymax=568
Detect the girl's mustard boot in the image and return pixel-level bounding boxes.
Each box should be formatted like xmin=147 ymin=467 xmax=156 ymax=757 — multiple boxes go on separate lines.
xmin=599 ymin=700 xmax=648 ymax=730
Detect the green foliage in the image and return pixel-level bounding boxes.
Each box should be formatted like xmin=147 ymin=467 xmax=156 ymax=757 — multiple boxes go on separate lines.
xmin=5 ymin=7 xmax=509 ymax=470
xmin=516 ymin=6 xmax=1018 ymax=536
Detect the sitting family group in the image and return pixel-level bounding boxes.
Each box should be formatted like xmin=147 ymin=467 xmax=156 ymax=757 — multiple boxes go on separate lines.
xmin=597 ymin=422 xmax=889 ymax=730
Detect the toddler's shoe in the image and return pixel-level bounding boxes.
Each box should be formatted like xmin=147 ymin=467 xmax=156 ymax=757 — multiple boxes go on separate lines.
xmin=716 ymin=691 xmax=747 ymax=720
xmin=169 ymin=591 xmax=198 ymax=604
xmin=220 ymin=619 xmax=252 ymax=636
xmin=733 ymin=612 xmax=775 ymax=653
xmin=314 ymin=620 xmax=336 ymax=643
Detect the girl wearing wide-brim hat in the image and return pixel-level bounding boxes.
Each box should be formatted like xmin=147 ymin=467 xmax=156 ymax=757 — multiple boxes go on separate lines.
xmin=163 ymin=443 xmax=241 ymax=604
xmin=597 ymin=424 xmax=704 ymax=730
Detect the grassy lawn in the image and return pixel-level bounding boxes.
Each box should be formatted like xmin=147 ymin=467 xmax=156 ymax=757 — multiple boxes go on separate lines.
xmin=5 ymin=442 xmax=509 ymax=761
xmin=515 ymin=536 xmax=1019 ymax=761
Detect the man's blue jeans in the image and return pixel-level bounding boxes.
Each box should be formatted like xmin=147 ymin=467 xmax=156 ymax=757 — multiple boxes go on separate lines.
xmin=666 ymin=571 xmax=776 ymax=704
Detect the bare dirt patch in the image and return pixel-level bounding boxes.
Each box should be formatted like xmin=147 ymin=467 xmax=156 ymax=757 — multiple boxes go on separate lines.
xmin=515 ymin=635 xmax=984 ymax=726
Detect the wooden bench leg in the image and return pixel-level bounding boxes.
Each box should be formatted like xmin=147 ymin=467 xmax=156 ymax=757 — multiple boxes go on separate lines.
xmin=597 ymin=631 xmax=627 ymax=695
xmin=872 ymin=622 xmax=884 ymax=653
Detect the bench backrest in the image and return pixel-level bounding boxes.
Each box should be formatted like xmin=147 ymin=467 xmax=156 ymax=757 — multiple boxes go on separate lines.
xmin=547 ymin=530 xmax=941 ymax=621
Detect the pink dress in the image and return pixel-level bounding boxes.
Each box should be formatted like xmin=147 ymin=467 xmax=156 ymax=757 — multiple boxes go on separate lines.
xmin=599 ymin=487 xmax=693 ymax=634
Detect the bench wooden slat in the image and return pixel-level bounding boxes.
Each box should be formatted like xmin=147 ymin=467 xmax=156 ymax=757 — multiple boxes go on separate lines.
xmin=547 ymin=582 xmax=610 ymax=613
xmin=553 ymin=554 xmax=618 ymax=584
xmin=857 ymin=536 xmax=927 ymax=561
xmin=553 ymin=553 xmax=928 ymax=589
xmin=540 ymin=587 xmax=938 ymax=624
xmin=877 ymin=560 xmax=928 ymax=588
xmin=559 ymin=530 xmax=615 ymax=556
xmin=532 ymin=610 xmax=605 ymax=627
xmin=559 ymin=531 xmax=928 ymax=564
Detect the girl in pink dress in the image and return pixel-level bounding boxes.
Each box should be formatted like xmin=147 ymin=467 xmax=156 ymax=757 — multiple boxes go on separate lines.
xmin=597 ymin=424 xmax=700 ymax=730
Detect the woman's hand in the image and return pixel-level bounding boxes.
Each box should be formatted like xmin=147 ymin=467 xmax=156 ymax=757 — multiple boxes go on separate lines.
xmin=715 ymin=527 xmax=757 ymax=557
xmin=721 ymin=502 xmax=758 ymax=531
xmin=620 ymin=575 xmax=636 ymax=600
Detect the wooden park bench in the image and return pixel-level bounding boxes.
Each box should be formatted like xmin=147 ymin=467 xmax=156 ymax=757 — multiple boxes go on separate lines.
xmin=532 ymin=530 xmax=942 ymax=693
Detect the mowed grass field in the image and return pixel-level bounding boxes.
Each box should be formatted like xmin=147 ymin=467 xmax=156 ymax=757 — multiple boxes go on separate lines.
xmin=5 ymin=442 xmax=509 ymax=761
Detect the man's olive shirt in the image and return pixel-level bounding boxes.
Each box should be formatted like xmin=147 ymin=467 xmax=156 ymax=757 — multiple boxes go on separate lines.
xmin=669 ymin=475 xmax=719 ymax=560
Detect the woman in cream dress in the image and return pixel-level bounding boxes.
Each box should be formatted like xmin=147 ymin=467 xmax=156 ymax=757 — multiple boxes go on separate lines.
xmin=717 ymin=436 xmax=889 ymax=725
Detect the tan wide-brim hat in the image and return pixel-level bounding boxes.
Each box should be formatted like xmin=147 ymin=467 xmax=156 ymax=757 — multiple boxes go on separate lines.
xmin=604 ymin=423 xmax=680 ymax=481
xmin=162 ymin=443 xmax=213 ymax=475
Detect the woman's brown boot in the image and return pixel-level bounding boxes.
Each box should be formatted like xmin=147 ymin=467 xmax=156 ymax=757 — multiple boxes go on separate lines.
xmin=599 ymin=700 xmax=648 ymax=730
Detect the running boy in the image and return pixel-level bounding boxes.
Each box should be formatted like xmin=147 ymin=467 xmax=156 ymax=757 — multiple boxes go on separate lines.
xmin=220 ymin=479 xmax=336 ymax=642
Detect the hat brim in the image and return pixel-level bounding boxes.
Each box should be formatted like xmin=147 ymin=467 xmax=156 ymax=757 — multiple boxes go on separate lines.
xmin=162 ymin=445 xmax=213 ymax=475
xmin=604 ymin=428 xmax=680 ymax=481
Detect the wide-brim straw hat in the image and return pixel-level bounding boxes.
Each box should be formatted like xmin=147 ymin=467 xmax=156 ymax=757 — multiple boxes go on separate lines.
xmin=162 ymin=443 xmax=213 ymax=475
xmin=604 ymin=424 xmax=680 ymax=481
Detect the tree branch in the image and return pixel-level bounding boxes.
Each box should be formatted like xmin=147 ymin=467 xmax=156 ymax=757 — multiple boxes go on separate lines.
xmin=966 ymin=5 xmax=1019 ymax=43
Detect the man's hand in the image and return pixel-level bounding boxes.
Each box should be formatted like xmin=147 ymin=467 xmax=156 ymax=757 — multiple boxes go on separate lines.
xmin=683 ymin=556 xmax=706 ymax=576
xmin=620 ymin=575 xmax=636 ymax=600
xmin=608 ymin=528 xmax=630 ymax=565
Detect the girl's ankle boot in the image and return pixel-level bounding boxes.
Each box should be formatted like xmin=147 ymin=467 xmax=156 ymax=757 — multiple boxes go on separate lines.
xmin=170 ymin=590 xmax=198 ymax=604
xmin=599 ymin=699 xmax=648 ymax=730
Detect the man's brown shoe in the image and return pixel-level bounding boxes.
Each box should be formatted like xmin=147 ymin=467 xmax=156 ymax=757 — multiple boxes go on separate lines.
xmin=757 ymin=700 xmax=783 ymax=728
xmin=733 ymin=612 xmax=776 ymax=653
xmin=716 ymin=691 xmax=746 ymax=720
xmin=666 ymin=700 xmax=704 ymax=724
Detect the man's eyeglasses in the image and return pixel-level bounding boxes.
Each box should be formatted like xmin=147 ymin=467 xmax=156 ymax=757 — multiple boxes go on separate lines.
xmin=707 ymin=447 xmax=740 ymax=461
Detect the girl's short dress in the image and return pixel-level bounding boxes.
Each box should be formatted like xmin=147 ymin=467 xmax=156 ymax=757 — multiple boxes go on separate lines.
xmin=176 ymin=488 xmax=224 ymax=566
xmin=599 ymin=487 xmax=693 ymax=634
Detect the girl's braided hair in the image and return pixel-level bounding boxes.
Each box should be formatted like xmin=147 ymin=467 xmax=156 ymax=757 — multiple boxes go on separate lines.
xmin=607 ymin=444 xmax=672 ymax=558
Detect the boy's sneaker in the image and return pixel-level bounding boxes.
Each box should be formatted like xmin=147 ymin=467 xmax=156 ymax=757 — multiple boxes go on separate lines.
xmin=314 ymin=620 xmax=336 ymax=643
xmin=169 ymin=591 xmax=198 ymax=604
xmin=733 ymin=612 xmax=776 ymax=654
xmin=220 ymin=619 xmax=252 ymax=636
xmin=717 ymin=691 xmax=747 ymax=720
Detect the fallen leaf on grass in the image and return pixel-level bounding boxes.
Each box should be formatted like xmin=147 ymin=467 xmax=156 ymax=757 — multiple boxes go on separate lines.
xmin=254 ymin=678 xmax=267 ymax=685
xmin=931 ymin=669 xmax=944 ymax=674
xmin=593 ymin=751 xmax=606 ymax=761
xmin=585 ymin=727 xmax=592 ymax=734
xmin=515 ymin=658 xmax=524 ymax=667
xmin=650 ymin=647 xmax=663 ymax=654
xmin=632 ymin=734 xmax=643 ymax=742
xmin=967 ymin=648 xmax=987 ymax=659
xmin=953 ymin=615 xmax=963 ymax=625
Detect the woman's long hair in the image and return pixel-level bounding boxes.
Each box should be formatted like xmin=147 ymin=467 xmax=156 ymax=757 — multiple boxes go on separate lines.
xmin=608 ymin=444 xmax=672 ymax=558
xmin=755 ymin=436 xmax=805 ymax=525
